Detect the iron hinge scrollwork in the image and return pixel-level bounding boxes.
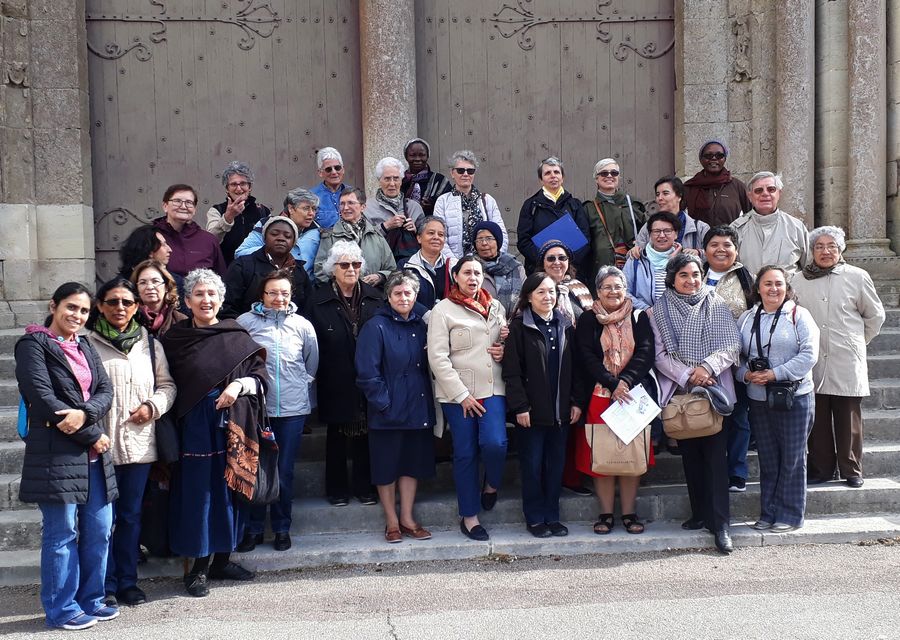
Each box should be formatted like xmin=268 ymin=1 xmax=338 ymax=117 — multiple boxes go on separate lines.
xmin=490 ymin=0 xmax=674 ymax=60
xmin=86 ymin=0 xmax=281 ymax=61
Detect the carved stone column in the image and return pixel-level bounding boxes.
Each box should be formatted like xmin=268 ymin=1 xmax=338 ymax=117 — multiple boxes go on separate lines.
xmin=775 ymin=0 xmax=815 ymax=226
xmin=358 ymin=0 xmax=417 ymax=195
xmin=845 ymin=0 xmax=895 ymax=257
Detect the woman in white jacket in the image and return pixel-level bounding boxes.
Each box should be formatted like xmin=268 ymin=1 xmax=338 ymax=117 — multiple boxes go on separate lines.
xmin=433 ymin=150 xmax=509 ymax=259
xmin=86 ymin=276 xmax=176 ymax=607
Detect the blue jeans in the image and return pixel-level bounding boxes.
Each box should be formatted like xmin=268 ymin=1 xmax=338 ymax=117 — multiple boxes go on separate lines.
xmin=38 ymin=460 xmax=113 ymax=627
xmin=517 ymin=424 xmax=568 ymax=525
xmin=726 ymin=383 xmax=751 ymax=480
xmin=105 ymin=462 xmax=151 ymax=594
xmin=246 ymin=415 xmax=306 ymax=534
xmin=442 ymin=395 xmax=508 ymax=518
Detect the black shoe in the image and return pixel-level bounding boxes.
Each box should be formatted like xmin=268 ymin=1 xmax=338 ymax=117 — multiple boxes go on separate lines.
xmin=208 ymin=561 xmax=255 ymax=581
xmin=328 ymin=495 xmax=350 ymax=506
xmin=527 ymin=523 xmax=551 ymax=538
xmin=272 ymin=532 xmax=292 ymax=551
xmin=236 ymin=532 xmax=263 ymax=553
xmin=681 ymin=517 xmax=705 ymax=530
xmin=117 ymin=585 xmax=146 ymax=606
xmin=481 ymin=491 xmax=498 ymax=511
xmin=846 ymin=476 xmax=864 ymax=488
xmin=103 ymin=592 xmax=118 ymax=608
xmin=728 ymin=476 xmax=747 ymax=492
xmin=184 ymin=573 xmax=209 ymax=597
xmin=547 ymin=522 xmax=569 ymax=537
xmin=460 ymin=520 xmax=489 ymax=541
xmin=357 ymin=494 xmax=378 ymax=506
xmin=137 ymin=545 xmax=148 ymax=565
xmin=714 ymin=530 xmax=734 ymax=554
xmin=562 ymin=484 xmax=592 ymax=496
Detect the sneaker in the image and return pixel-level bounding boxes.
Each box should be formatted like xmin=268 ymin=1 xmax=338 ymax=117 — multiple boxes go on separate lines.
xmin=328 ymin=495 xmax=350 ymax=507
xmin=89 ymin=606 xmax=120 ymax=622
xmin=58 ymin=613 xmax=98 ymax=630
xmin=728 ymin=476 xmax=747 ymax=492
xmin=207 ymin=561 xmax=255 ymax=581
xmin=184 ymin=572 xmax=209 ymax=597
xmin=356 ymin=493 xmax=378 ymax=506
xmin=117 ymin=585 xmax=147 ymax=606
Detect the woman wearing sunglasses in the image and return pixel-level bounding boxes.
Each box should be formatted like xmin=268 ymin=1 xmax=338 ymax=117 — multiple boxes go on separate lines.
xmin=585 ymin=158 xmax=647 ymax=288
xmin=683 ymin=140 xmax=752 ymax=227
xmin=433 ymin=150 xmax=509 ymax=259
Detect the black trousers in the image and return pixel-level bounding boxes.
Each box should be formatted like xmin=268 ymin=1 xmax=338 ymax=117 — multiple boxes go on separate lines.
xmin=325 ymin=424 xmax=372 ymax=498
xmin=679 ymin=428 xmax=730 ymax=533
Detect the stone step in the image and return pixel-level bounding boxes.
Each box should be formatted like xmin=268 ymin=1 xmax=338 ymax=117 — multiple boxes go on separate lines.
xmin=867 ymin=353 xmax=900 ymax=379
xmin=0 ymin=329 xmax=20 ymax=355
xmin=0 ymin=381 xmax=17 ymax=407
xmin=883 ymin=308 xmax=900 ymax=328
xmin=863 ymin=379 xmax=900 ymax=410
xmin=1 ymin=479 xmax=899 ymax=554
xmin=865 ymin=409 xmax=900 ymax=442
xmin=0 ymin=474 xmax=21 ymax=510
xmin=0 ymin=355 xmax=13 ymax=378
xmin=0 ymin=406 xmax=17 ymax=442
xmin=869 ymin=327 xmax=900 ymax=354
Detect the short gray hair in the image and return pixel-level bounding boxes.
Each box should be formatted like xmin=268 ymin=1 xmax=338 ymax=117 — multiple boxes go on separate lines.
xmin=323 ymin=240 xmax=365 ymax=276
xmin=375 ymin=157 xmax=404 ymax=179
xmin=748 ymin=171 xmax=784 ymax=191
xmin=284 ymin=187 xmax=319 ymax=210
xmin=538 ymin=156 xmax=564 ymax=179
xmin=222 ymin=161 xmax=254 ymax=186
xmin=593 ymin=158 xmax=619 ymax=176
xmin=448 ymin=149 xmax=479 ymax=170
xmin=316 ymin=147 xmax=343 ymax=170
xmin=416 ymin=215 xmax=447 ymax=235
xmin=809 ymin=225 xmax=846 ymax=252
xmin=385 ymin=270 xmax=421 ymax=297
xmin=595 ymin=265 xmax=627 ymax=291
xmin=184 ymin=268 xmax=225 ymax=300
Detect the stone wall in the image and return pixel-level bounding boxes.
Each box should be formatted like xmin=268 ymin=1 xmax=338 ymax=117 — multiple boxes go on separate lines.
xmin=0 ymin=0 xmax=94 ymax=327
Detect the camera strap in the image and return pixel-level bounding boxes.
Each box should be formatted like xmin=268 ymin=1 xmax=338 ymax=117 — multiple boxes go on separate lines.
xmin=751 ymin=300 xmax=787 ymax=359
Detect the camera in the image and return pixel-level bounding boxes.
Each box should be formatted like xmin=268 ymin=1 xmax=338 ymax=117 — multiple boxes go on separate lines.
xmin=749 ymin=357 xmax=770 ymax=372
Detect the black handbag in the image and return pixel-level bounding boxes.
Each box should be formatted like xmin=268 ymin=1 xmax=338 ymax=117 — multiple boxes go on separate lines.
xmin=766 ymin=381 xmax=799 ymax=412
xmin=148 ymin=334 xmax=180 ymax=463
xmin=243 ymin=382 xmax=281 ymax=506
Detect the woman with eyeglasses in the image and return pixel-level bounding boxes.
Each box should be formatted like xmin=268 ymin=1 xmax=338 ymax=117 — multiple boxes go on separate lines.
xmin=85 ymin=277 xmax=176 ymax=607
xmin=540 ymin=240 xmax=593 ymax=325
xmin=473 ymin=220 xmax=525 ymax=317
xmin=153 ymin=184 xmax=226 ymax=278
xmin=433 ymin=150 xmax=509 ymax=259
xmin=365 ymin=157 xmax=427 ymax=263
xmin=624 ymin=212 xmax=682 ymax=311
xmin=585 ymin=158 xmax=646 ymax=285
xmin=683 ymin=140 xmax=752 ymax=227
xmin=401 ymin=138 xmax=451 ymax=217
xmin=632 ymin=177 xmax=710 ymax=259
xmin=308 ymin=241 xmax=382 ymax=506
xmin=129 ymin=259 xmax=186 ymax=337
xmin=236 ymin=268 xmax=319 ymax=552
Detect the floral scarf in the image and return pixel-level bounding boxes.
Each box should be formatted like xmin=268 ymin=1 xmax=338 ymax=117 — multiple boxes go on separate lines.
xmin=592 ymin=296 xmax=635 ymax=377
xmin=404 ymin=166 xmax=431 ymax=201
xmin=94 ymin=316 xmax=143 ymax=354
xmin=455 ymin=186 xmax=483 ymax=254
xmin=447 ymin=283 xmax=493 ymax=319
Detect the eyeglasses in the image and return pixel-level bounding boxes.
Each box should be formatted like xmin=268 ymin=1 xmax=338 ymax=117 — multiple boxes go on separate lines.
xmin=599 ymin=284 xmax=625 ymax=292
xmin=650 ymin=228 xmax=675 ymax=236
xmin=339 ymin=200 xmax=360 ymax=208
xmin=544 ymin=254 xmax=569 ymax=263
xmin=102 ymin=298 xmax=136 ymax=308
xmin=752 ymin=186 xmax=778 ymax=195
xmin=263 ymin=291 xmax=291 ymax=298
xmin=167 ymin=198 xmax=196 ymax=209
xmin=453 ymin=167 xmax=477 ymax=175
xmin=336 ymin=261 xmax=363 ymax=270
xmin=701 ymin=152 xmax=726 ymax=161
xmin=294 ymin=204 xmax=318 ymax=213
xmin=596 ymin=170 xmax=620 ymax=178
xmin=381 ymin=176 xmax=402 ymax=182
xmin=136 ymin=278 xmax=164 ymax=288
xmin=227 ymin=181 xmax=250 ymax=189
xmin=322 ymin=165 xmax=343 ymax=173
xmin=475 ymin=237 xmax=497 ymax=245
xmin=813 ymin=243 xmax=840 ymax=253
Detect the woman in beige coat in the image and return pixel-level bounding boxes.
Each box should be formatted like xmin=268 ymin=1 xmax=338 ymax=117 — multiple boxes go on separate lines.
xmin=86 ymin=276 xmax=176 ymax=606
xmin=792 ymin=226 xmax=885 ymax=487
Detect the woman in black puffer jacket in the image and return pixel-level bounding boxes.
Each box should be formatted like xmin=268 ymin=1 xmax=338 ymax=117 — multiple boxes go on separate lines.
xmin=16 ymin=282 xmax=117 ymax=630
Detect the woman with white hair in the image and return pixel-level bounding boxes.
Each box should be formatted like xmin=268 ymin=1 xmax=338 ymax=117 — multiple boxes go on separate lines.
xmin=308 ymin=241 xmax=382 ymax=506
xmin=160 ymin=269 xmax=268 ymax=596
xmin=205 ymin=161 xmax=272 ymax=265
xmin=310 ymin=147 xmax=353 ymax=229
xmin=365 ymin=156 xmax=426 ymax=263
xmin=584 ymin=158 xmax=646 ymax=286
xmin=433 ymin=149 xmax=509 ymax=259
xmin=791 ymin=226 xmax=885 ymax=487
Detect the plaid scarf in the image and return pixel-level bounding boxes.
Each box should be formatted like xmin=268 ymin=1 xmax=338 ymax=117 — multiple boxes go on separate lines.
xmin=654 ymin=287 xmax=741 ymax=367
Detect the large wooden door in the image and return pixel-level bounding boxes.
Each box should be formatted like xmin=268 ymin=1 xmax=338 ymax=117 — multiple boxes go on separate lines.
xmin=87 ymin=0 xmax=363 ymax=280
xmin=415 ymin=0 xmax=675 ymax=233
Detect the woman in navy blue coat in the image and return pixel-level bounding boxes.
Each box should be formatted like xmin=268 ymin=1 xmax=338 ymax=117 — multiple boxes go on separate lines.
xmin=355 ymin=270 xmax=436 ymax=543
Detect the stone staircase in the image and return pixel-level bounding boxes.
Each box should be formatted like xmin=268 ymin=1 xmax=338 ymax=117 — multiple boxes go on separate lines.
xmin=0 ymin=309 xmax=898 ymax=584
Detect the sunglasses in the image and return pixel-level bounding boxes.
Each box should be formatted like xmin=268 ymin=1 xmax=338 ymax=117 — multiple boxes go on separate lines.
xmin=453 ymin=167 xmax=476 ymax=175
xmin=322 ymin=165 xmax=343 ymax=173
xmin=752 ymin=186 xmax=778 ymax=195
xmin=596 ymin=170 xmax=620 ymax=178
xmin=102 ymin=298 xmax=136 ymax=308
xmin=336 ymin=261 xmax=363 ymax=270
xmin=702 ymin=152 xmax=726 ymax=160
xmin=544 ymin=254 xmax=569 ymax=263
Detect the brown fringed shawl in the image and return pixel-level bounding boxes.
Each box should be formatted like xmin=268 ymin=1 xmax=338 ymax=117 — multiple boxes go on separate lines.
xmin=160 ymin=318 xmax=268 ymax=500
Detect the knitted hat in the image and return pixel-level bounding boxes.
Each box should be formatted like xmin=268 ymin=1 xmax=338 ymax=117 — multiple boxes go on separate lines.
xmin=473 ymin=220 xmax=503 ymax=247
xmin=403 ymin=137 xmax=431 ymax=157
xmin=699 ymin=140 xmax=729 ymax=160
xmin=538 ymin=239 xmax=573 ymax=264
xmin=262 ymin=215 xmax=299 ymax=239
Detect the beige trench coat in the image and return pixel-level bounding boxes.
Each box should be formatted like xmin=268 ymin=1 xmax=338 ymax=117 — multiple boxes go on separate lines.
xmin=791 ymin=263 xmax=885 ymax=396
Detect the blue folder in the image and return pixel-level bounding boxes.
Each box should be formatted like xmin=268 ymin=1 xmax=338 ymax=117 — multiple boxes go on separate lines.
xmin=531 ymin=213 xmax=588 ymax=253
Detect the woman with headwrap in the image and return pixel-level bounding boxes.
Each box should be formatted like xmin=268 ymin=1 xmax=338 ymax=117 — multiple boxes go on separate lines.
xmin=683 ymin=140 xmax=752 ymax=227
xmin=400 ymin=138 xmax=451 ymax=217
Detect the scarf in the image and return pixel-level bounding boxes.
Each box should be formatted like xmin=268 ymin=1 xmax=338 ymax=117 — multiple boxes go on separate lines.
xmin=482 ymin=254 xmax=524 ymax=314
xmin=342 ymin=217 xmax=367 ymax=244
xmin=802 ymin=258 xmax=845 ymax=280
xmin=542 ymin=186 xmax=564 ymax=203
xmin=447 ymin=283 xmax=493 ymax=319
xmin=333 ymin=280 xmax=364 ymax=337
xmin=455 ymin=186 xmax=483 ymax=254
xmin=95 ymin=316 xmax=143 ymax=354
xmin=596 ymin=190 xmax=618 ymax=205
xmin=404 ymin=166 xmax=431 ymax=201
xmin=140 ymin=303 xmax=186 ymax=336
xmin=646 ymin=244 xmax=674 ymax=270
xmin=593 ymin=297 xmax=635 ymax=377
xmin=684 ymin=169 xmax=733 ymax=220
xmin=376 ymin=188 xmax=404 ymax=216
xmin=653 ymin=288 xmax=741 ymax=368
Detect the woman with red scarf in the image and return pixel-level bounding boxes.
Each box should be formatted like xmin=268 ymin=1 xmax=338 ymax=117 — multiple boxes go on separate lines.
xmin=129 ymin=259 xmax=186 ymax=336
xmin=683 ymin=140 xmax=752 ymax=227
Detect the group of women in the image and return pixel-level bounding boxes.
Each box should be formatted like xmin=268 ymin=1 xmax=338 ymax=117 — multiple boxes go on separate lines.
xmin=16 ymin=138 xmax=886 ymax=630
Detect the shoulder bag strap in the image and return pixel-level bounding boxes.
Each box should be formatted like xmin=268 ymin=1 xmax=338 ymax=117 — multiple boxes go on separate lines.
xmin=625 ymin=194 xmax=638 ymax=239
xmin=147 ymin=334 xmax=158 ymax=391
xmin=592 ymin=199 xmax=616 ymax=248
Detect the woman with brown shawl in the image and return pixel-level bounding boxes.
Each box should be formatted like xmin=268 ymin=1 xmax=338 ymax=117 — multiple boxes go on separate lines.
xmin=683 ymin=140 xmax=752 ymax=227
xmin=160 ymin=268 xmax=268 ymax=598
